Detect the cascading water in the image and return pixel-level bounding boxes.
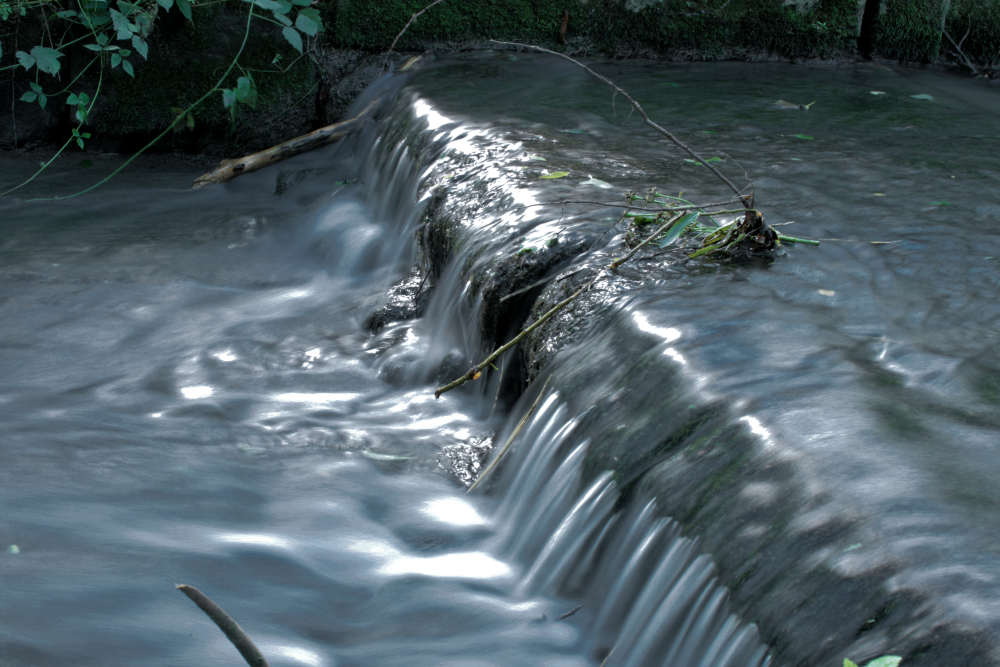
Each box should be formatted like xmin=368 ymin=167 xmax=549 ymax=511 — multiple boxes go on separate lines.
xmin=3 ymin=52 xmax=1000 ymax=667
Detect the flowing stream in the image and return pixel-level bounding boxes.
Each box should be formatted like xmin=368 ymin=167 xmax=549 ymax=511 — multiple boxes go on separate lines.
xmin=2 ymin=55 xmax=999 ymax=667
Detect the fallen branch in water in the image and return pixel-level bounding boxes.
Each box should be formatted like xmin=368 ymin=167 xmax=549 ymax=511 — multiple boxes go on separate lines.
xmin=490 ymin=40 xmax=750 ymax=207
xmin=468 ymin=377 xmax=550 ymax=492
xmin=176 ymin=584 xmax=270 ymax=667
xmin=192 ymin=98 xmax=380 ymax=188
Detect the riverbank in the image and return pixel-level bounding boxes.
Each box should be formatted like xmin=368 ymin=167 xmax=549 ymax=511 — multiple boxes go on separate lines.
xmin=1 ymin=0 xmax=996 ymax=161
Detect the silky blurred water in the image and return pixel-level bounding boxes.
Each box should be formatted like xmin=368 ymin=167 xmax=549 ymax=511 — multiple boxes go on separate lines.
xmin=1 ymin=55 xmax=998 ymax=666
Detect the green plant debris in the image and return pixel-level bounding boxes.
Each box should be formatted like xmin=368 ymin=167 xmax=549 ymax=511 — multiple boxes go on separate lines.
xmin=794 ymin=134 xmax=815 ymax=140
xmin=844 ymin=657 xmax=902 ymax=667
xmin=540 ymin=171 xmax=570 ymax=179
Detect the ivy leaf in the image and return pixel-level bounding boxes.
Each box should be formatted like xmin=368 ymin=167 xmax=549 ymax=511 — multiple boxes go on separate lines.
xmin=109 ymin=8 xmax=136 ymax=39
xmin=122 ymin=59 xmax=134 ymax=77
xmin=132 ymin=35 xmax=148 ymax=59
xmin=295 ymin=7 xmax=321 ymax=34
xmin=67 ymin=93 xmax=80 ymax=105
xmin=175 ymin=0 xmax=192 ymax=21
xmin=282 ymin=26 xmax=303 ymax=53
xmin=156 ymin=0 xmax=174 ymax=10
xmin=29 ymin=46 xmax=63 ymax=75
xmin=16 ymin=50 xmax=36 ymax=71
xmin=864 ymin=657 xmax=902 ymax=667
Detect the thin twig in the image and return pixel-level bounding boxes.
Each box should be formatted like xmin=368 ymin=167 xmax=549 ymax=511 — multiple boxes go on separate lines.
xmin=382 ymin=0 xmax=447 ymax=73
xmin=434 ymin=211 xmax=686 ymax=398
xmin=176 ymin=584 xmax=270 ymax=667
xmin=468 ymin=377 xmax=551 ymax=492
xmin=557 ymin=599 xmax=590 ymax=620
xmin=506 ymin=199 xmax=740 ymax=213
xmin=498 ymin=267 xmax=583 ymax=303
xmin=490 ymin=41 xmax=748 ymax=207
xmin=488 ymin=355 xmax=505 ymax=421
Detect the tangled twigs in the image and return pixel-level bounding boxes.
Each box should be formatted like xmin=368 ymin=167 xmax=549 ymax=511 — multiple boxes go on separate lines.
xmin=490 ymin=40 xmax=749 ymax=208
xmin=434 ymin=210 xmax=686 ymax=398
xmin=382 ymin=0 xmax=447 ymax=73
xmin=176 ymin=584 xmax=270 ymax=667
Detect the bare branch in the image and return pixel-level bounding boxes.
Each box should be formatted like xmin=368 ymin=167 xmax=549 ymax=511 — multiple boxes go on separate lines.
xmin=490 ymin=40 xmax=749 ymax=207
xmin=943 ymin=29 xmax=980 ymax=75
xmin=382 ymin=0 xmax=448 ymax=73
xmin=176 ymin=584 xmax=270 ymax=667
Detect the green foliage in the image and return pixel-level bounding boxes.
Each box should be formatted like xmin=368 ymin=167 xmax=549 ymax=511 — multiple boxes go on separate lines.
xmin=845 ymin=656 xmax=903 ymax=667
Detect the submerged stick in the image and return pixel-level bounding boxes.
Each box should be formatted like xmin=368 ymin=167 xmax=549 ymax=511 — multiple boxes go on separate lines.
xmin=192 ymin=98 xmax=380 ymax=188
xmin=490 ymin=40 xmax=749 ymax=207
xmin=468 ymin=377 xmax=551 ymax=493
xmin=176 ymin=584 xmax=270 ymax=667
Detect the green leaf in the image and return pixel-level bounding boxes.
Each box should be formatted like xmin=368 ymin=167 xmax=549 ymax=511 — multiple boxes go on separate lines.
xmin=186 ymin=113 xmax=195 ymax=129
xmin=111 ymin=52 xmax=121 ymax=68
xmin=29 ymin=82 xmax=43 ymax=94
xmin=864 ymin=657 xmax=902 ymax=667
xmin=109 ymin=8 xmax=136 ymax=39
xmin=55 ymin=9 xmax=78 ymax=18
xmin=221 ymin=88 xmax=237 ymax=108
xmin=252 ymin=0 xmax=282 ymax=9
xmin=156 ymin=0 xmax=174 ymax=10
xmin=289 ymin=0 xmax=310 ymax=5
xmin=930 ymin=201 xmax=950 ymax=206
xmin=539 ymin=171 xmax=570 ymax=179
xmin=37 ymin=94 xmax=47 ymax=109
xmin=122 ymin=59 xmax=134 ymax=77
xmin=274 ymin=11 xmax=292 ymax=25
xmin=16 ymin=50 xmax=36 ymax=71
xmin=132 ymin=36 xmax=148 ymax=59
xmin=19 ymin=91 xmax=38 ymax=103
xmin=844 ymin=661 xmax=859 ymax=667
xmin=295 ymin=11 xmax=318 ymax=34
xmin=909 ymin=93 xmax=933 ymax=100
xmin=658 ymin=211 xmax=699 ymax=247
xmin=76 ymin=136 xmax=84 ymax=148
xmin=296 ymin=6 xmax=321 ymax=33
xmin=282 ymin=26 xmax=302 ymax=52
xmin=794 ymin=134 xmax=814 ymax=140
xmin=175 ymin=0 xmax=191 ymax=20
xmin=97 ymin=32 xmax=110 ymax=46
xmin=274 ymin=0 xmax=292 ymax=11
xmin=28 ymin=46 xmax=63 ymax=75
xmin=67 ymin=93 xmax=80 ymax=105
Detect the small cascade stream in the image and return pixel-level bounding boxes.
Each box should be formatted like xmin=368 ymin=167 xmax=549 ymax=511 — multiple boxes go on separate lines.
xmin=2 ymin=53 xmax=1000 ymax=667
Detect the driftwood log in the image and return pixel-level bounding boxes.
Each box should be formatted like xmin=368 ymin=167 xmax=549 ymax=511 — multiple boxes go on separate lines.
xmin=192 ymin=97 xmax=380 ymax=189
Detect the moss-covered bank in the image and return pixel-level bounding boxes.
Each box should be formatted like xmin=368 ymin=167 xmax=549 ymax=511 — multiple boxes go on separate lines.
xmin=2 ymin=0 xmax=996 ymax=155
